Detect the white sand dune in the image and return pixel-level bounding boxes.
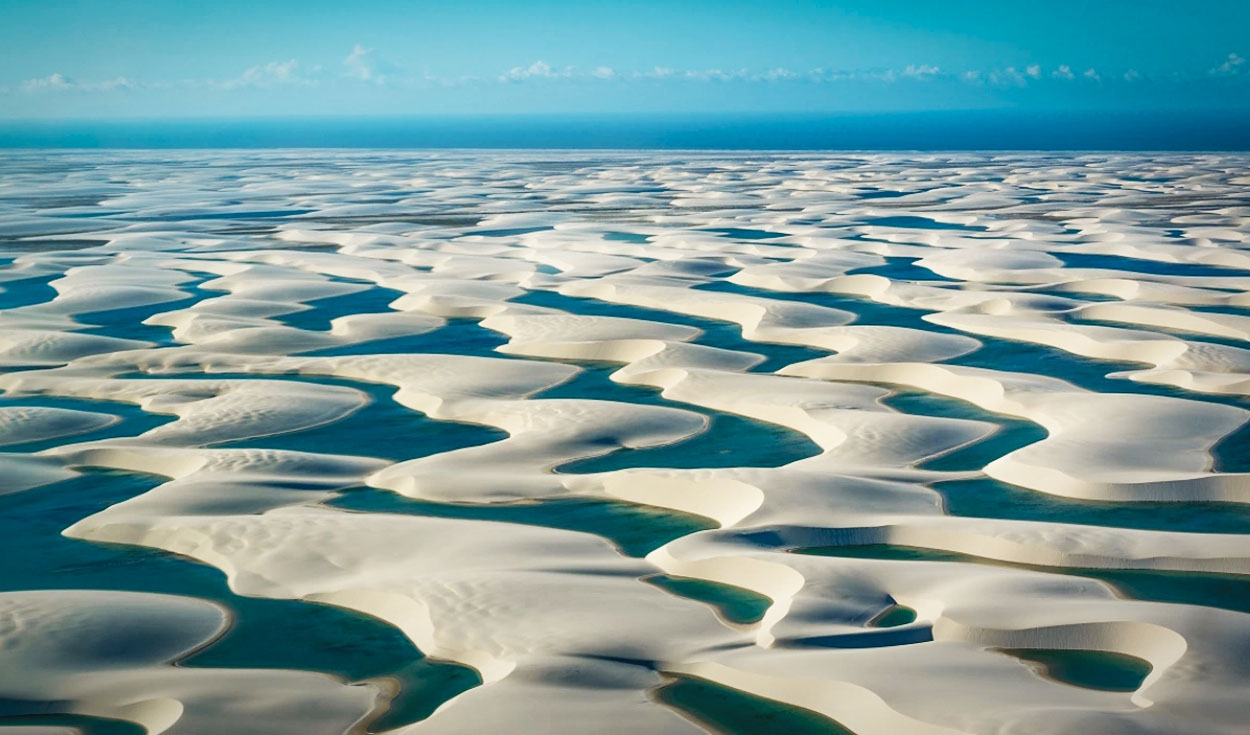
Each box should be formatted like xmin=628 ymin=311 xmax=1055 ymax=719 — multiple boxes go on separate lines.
xmin=0 ymin=150 xmax=1248 ymax=734
xmin=0 ymin=405 xmax=117 ymax=447
xmin=0 ymin=590 xmax=377 ymax=734
xmin=783 ymin=359 xmax=1250 ymax=502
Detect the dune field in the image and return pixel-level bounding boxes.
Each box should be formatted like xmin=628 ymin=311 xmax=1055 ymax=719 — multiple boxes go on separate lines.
xmin=0 ymin=150 xmax=1248 ymax=734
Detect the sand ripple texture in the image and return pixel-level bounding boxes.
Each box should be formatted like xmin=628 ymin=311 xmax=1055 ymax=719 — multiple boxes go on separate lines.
xmin=1 ymin=150 xmax=1249 ymax=734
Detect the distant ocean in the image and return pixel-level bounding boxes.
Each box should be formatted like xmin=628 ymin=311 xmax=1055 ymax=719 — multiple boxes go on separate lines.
xmin=1 ymin=111 xmax=1248 ymax=150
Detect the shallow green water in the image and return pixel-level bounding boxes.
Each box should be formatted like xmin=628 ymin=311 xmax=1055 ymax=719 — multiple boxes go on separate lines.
xmin=549 ymin=363 xmax=823 ymax=472
xmin=0 ymin=274 xmax=58 ymax=310
xmin=880 ymin=389 xmax=1048 ymax=472
xmin=655 ymin=674 xmax=855 ymax=735
xmin=1070 ymin=314 xmax=1250 ymax=352
xmin=0 ymin=393 xmax=174 ymax=453
xmin=862 ymin=215 xmax=986 ymax=232
xmin=935 ymin=477 xmax=1250 ymax=535
xmin=699 ymin=227 xmax=789 ymax=241
xmin=76 ymin=281 xmax=214 ymax=345
xmin=212 ymin=374 xmax=508 ymax=461
xmin=1053 ymin=252 xmax=1250 ymax=278
xmin=869 ymin=604 xmax=917 ymax=628
xmin=278 ymin=282 xmax=408 ymax=333
xmin=148 ymin=357 xmax=823 ymax=473
xmin=645 ymin=575 xmax=773 ymax=624
xmin=330 ymin=487 xmax=716 ymax=558
xmin=306 ymin=316 xmax=513 ymax=358
xmin=998 ymin=648 xmax=1153 ymax=692
xmin=698 ymin=279 xmax=1250 ymax=476
xmin=512 ymin=288 xmax=830 ymax=371
xmin=0 ymin=711 xmax=147 ymax=735
xmin=846 ymin=256 xmax=959 ymax=282
xmin=795 ymin=544 xmax=1250 ymax=615
xmin=0 ymin=469 xmax=480 ymax=732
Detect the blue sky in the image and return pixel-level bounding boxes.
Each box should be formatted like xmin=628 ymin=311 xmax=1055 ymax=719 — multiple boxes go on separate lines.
xmin=2 ymin=0 xmax=1248 ymax=119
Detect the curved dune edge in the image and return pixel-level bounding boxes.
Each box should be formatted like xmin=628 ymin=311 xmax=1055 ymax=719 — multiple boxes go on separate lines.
xmin=0 ymin=589 xmax=377 ymax=735
xmin=781 ymin=359 xmax=1250 ymax=503
xmin=0 ymin=406 xmax=118 ymax=448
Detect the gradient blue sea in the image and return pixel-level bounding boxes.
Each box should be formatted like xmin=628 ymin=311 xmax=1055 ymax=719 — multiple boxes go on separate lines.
xmin=2 ymin=111 xmax=1249 ymax=150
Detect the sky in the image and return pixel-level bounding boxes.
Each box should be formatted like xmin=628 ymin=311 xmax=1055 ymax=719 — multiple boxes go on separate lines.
xmin=2 ymin=0 xmax=1249 ymax=120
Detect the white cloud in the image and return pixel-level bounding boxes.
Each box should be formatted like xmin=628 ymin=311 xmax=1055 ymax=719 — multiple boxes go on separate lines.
xmin=22 ymin=54 xmax=1246 ymax=98
xmin=810 ymin=66 xmax=850 ymax=81
xmin=901 ymin=64 xmax=940 ymax=79
xmin=756 ymin=67 xmax=797 ymax=81
xmin=1211 ymin=52 xmax=1245 ymax=75
xmin=988 ymin=66 xmax=1028 ymax=87
xmin=20 ymin=72 xmax=74 ymax=92
xmin=217 ymin=59 xmax=309 ymax=90
xmin=806 ymin=68 xmax=856 ymax=82
xmin=94 ymin=77 xmax=136 ymax=91
xmin=631 ymin=65 xmax=676 ymax=79
xmin=19 ymin=72 xmax=137 ymax=93
xmin=684 ymin=68 xmax=744 ymax=81
xmin=525 ymin=60 xmax=553 ymax=78
xmin=343 ymin=44 xmax=383 ymax=82
xmin=499 ymin=60 xmax=575 ymax=81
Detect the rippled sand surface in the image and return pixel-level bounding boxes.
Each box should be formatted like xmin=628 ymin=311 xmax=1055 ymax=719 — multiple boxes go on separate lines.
xmin=2 ymin=150 xmax=1249 ymax=734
